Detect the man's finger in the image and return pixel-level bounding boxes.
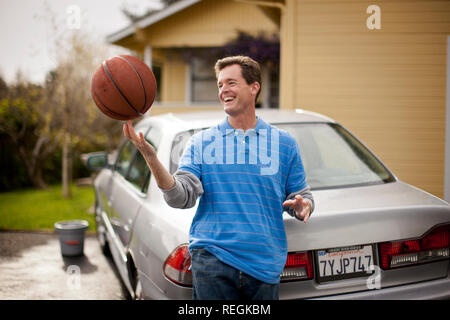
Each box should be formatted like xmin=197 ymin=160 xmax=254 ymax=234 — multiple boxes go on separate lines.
xmin=303 ymin=211 xmax=310 ymax=223
xmin=123 ymin=123 xmax=128 ymax=138
xmin=282 ymin=199 xmax=294 ymax=207
xmin=139 ymin=132 xmax=146 ymax=144
xmin=127 ymin=122 xmax=139 ymax=142
xmin=302 ymin=202 xmax=311 ymax=223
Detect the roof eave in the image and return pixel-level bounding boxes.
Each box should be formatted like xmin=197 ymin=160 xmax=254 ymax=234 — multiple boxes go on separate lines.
xmin=106 ymin=0 xmax=202 ymax=44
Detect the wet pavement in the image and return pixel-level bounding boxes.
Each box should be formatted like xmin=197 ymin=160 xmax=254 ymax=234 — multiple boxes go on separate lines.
xmin=0 ymin=231 xmax=128 ymax=300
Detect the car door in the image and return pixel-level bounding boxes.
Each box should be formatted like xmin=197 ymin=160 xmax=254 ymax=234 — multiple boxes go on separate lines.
xmin=108 ymin=125 xmax=161 ymax=251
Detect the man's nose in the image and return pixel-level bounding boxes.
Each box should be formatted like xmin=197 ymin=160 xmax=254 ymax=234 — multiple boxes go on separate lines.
xmin=220 ymin=83 xmax=231 ymax=92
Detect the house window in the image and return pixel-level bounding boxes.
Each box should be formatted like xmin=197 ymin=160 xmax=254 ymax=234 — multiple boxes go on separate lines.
xmin=152 ymin=63 xmax=162 ymax=102
xmin=190 ymin=58 xmax=219 ymax=103
xmin=269 ymin=69 xmax=279 ymax=109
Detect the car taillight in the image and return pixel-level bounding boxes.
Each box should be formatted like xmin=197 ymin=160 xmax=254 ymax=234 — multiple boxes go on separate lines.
xmin=281 ymin=251 xmax=314 ymax=282
xmin=163 ymin=244 xmax=192 ymax=287
xmin=379 ymin=224 xmax=450 ymax=270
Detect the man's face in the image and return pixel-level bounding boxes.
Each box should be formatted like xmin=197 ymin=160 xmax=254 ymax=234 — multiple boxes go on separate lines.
xmin=217 ymin=64 xmax=259 ymax=116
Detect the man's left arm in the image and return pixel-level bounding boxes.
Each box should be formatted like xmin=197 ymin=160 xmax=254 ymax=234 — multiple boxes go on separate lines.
xmin=283 ymin=187 xmax=314 ymax=223
xmin=282 ymin=133 xmax=314 ymax=223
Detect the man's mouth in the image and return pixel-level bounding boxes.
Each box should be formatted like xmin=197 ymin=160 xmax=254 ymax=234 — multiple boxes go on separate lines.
xmin=223 ymin=97 xmax=234 ymax=103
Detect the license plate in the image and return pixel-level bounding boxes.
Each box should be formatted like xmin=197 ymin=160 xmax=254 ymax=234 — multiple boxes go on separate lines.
xmin=316 ymin=244 xmax=375 ymax=282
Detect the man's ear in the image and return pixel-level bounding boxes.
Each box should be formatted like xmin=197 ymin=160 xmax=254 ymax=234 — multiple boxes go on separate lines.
xmin=251 ymin=82 xmax=261 ymax=97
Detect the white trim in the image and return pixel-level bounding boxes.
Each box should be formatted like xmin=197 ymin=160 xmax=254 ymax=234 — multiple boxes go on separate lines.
xmin=261 ymin=67 xmax=270 ymax=109
xmin=185 ymin=63 xmax=192 ymax=104
xmin=144 ymin=45 xmax=152 ymax=68
xmin=444 ymin=36 xmax=450 ymax=202
xmin=106 ymin=0 xmax=202 ymax=43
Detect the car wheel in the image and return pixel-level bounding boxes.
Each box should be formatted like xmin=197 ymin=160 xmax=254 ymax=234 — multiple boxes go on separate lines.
xmin=95 ymin=201 xmax=111 ymax=256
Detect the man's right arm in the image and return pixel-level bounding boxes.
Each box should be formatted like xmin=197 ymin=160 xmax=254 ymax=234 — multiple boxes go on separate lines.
xmin=161 ymin=170 xmax=203 ymax=209
xmin=123 ymin=121 xmax=202 ymax=209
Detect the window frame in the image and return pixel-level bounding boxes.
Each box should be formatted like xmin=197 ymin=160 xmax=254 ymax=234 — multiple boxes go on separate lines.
xmin=113 ymin=125 xmax=161 ymax=194
xmin=168 ymin=122 xmax=397 ymax=191
xmin=189 ymin=57 xmax=219 ymax=103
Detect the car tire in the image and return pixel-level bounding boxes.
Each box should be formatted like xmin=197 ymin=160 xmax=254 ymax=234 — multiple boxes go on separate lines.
xmin=95 ymin=200 xmax=111 ymax=257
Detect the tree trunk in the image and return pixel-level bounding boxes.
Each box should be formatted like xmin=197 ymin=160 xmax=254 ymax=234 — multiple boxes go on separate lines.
xmin=31 ymin=165 xmax=48 ymax=190
xmin=17 ymin=143 xmax=48 ymax=189
xmin=62 ymin=131 xmax=72 ymax=198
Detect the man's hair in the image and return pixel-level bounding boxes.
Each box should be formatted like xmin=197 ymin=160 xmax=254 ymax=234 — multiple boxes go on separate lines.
xmin=214 ymin=55 xmax=261 ymax=103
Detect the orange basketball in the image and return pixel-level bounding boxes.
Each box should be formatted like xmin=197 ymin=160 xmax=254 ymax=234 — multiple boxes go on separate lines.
xmin=91 ymin=55 xmax=157 ymax=120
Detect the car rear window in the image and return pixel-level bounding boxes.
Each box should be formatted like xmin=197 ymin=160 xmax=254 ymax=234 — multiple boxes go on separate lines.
xmin=170 ymin=123 xmax=395 ymax=190
xmin=278 ymin=123 xmax=395 ymax=190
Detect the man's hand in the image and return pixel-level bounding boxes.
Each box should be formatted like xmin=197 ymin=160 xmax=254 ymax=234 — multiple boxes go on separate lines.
xmin=283 ymin=195 xmax=311 ymax=223
xmin=123 ymin=120 xmax=175 ymax=190
xmin=123 ymin=120 xmax=156 ymax=161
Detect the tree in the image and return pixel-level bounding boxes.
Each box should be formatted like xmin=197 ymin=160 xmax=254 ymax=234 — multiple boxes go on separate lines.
xmin=45 ymin=31 xmax=123 ymax=198
xmin=0 ymin=77 xmax=60 ymax=189
xmin=0 ymin=7 xmax=124 ymax=193
xmin=37 ymin=1 xmax=126 ymax=197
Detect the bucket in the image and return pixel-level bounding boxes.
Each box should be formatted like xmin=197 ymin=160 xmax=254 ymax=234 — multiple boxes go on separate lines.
xmin=54 ymin=220 xmax=89 ymax=256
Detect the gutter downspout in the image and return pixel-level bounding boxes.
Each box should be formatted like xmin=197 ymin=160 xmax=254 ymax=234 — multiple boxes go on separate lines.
xmin=233 ymin=0 xmax=293 ymax=109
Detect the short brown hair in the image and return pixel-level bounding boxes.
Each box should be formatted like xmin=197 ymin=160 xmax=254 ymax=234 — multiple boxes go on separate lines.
xmin=214 ymin=56 xmax=261 ymax=102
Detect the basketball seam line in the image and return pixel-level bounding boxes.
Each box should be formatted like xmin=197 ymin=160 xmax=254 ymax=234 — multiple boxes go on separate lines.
xmin=92 ymin=86 xmax=130 ymax=119
xmin=116 ymin=56 xmax=147 ymax=113
xmin=102 ymin=60 xmax=142 ymax=116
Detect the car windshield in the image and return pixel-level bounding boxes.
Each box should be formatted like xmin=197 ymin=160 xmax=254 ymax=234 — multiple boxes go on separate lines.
xmin=170 ymin=122 xmax=395 ymax=190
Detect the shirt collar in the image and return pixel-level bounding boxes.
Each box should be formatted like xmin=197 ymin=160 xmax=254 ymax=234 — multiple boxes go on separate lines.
xmin=218 ymin=116 xmax=269 ymax=137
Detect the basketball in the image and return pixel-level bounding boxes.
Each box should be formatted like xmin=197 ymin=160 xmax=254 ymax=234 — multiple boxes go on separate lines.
xmin=91 ymin=55 xmax=157 ymax=120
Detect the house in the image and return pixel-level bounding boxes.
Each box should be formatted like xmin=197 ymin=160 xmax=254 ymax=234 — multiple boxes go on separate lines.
xmin=107 ymin=0 xmax=280 ymax=111
xmin=107 ymin=0 xmax=450 ymax=200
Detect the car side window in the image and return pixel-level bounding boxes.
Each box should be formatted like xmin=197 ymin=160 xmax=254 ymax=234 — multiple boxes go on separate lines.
xmin=125 ymin=126 xmax=162 ymax=193
xmin=126 ymin=141 xmax=152 ymax=192
xmin=169 ymin=129 xmax=197 ymax=174
xmin=115 ymin=141 xmax=135 ymax=177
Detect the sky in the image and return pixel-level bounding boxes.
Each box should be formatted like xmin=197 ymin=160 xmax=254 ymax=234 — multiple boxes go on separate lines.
xmin=0 ymin=0 xmax=164 ymax=84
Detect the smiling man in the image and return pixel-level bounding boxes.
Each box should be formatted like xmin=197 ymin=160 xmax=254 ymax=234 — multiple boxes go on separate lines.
xmin=123 ymin=55 xmax=314 ymax=300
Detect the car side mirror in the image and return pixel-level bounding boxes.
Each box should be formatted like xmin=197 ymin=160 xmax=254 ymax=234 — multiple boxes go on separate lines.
xmin=82 ymin=152 xmax=110 ymax=171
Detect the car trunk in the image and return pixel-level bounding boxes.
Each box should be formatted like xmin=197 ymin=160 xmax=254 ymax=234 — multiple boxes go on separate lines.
xmin=281 ymin=181 xmax=450 ymax=298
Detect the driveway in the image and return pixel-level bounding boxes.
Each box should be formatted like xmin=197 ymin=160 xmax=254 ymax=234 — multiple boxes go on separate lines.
xmin=0 ymin=231 xmax=128 ymax=300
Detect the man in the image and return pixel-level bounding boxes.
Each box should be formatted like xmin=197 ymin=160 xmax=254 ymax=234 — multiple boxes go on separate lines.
xmin=123 ymin=56 xmax=314 ymax=300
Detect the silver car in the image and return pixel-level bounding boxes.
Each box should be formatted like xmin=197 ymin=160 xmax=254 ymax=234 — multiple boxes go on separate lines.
xmin=86 ymin=109 xmax=450 ymax=300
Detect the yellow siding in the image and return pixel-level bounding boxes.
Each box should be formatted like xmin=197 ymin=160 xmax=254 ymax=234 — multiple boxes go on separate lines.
xmin=136 ymin=0 xmax=279 ymax=48
xmin=290 ymin=0 xmax=450 ymax=197
xmin=160 ymin=56 xmax=186 ymax=102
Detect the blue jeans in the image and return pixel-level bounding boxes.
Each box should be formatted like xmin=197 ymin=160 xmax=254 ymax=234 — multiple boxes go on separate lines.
xmin=190 ymin=248 xmax=279 ymax=300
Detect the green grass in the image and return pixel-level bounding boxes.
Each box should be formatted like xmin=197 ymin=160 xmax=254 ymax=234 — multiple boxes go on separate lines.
xmin=0 ymin=184 xmax=96 ymax=232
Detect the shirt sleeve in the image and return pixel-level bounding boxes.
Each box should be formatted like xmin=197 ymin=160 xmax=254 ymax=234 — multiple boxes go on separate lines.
xmin=177 ymin=133 xmax=202 ymax=179
xmin=284 ymin=136 xmax=315 ymax=220
xmin=162 ymin=170 xmax=204 ymax=209
xmin=285 ymin=137 xmax=308 ymax=195
xmin=161 ymin=134 xmax=203 ymax=209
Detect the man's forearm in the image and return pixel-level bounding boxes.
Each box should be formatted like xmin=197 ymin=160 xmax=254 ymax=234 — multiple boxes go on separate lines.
xmin=142 ymin=152 xmax=175 ymax=190
xmin=162 ymin=170 xmax=204 ymax=209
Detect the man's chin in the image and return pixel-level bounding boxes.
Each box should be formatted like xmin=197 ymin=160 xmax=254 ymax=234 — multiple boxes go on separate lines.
xmin=223 ymin=105 xmax=235 ymax=116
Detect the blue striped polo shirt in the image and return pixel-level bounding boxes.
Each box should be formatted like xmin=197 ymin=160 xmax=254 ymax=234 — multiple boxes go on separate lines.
xmin=178 ymin=117 xmax=308 ymax=284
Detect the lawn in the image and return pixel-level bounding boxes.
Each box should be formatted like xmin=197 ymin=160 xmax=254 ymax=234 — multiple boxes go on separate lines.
xmin=0 ymin=184 xmax=96 ymax=232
